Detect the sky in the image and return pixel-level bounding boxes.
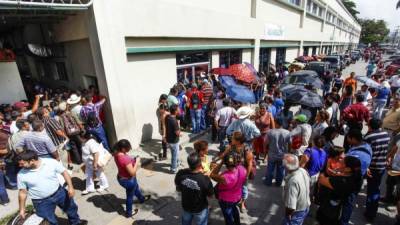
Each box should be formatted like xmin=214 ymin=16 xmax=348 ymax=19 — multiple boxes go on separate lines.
xmin=354 ymin=0 xmax=399 ymax=30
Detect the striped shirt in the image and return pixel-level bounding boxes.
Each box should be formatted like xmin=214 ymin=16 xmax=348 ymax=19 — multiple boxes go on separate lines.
xmin=201 ymin=84 xmax=213 ymax=105
xmin=364 ymin=129 xmax=390 ymax=170
xmin=42 ymin=117 xmax=65 ymax=146
xmin=16 ymin=131 xmax=56 ymax=157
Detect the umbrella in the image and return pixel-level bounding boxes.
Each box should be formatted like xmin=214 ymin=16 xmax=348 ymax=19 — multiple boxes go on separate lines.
xmin=228 ymin=63 xmax=258 ymax=84
xmin=286 ymin=89 xmax=323 ymax=108
xmin=355 ymin=75 xmax=380 ymax=89
xmin=280 ymin=84 xmax=309 ymax=98
xmin=225 ymin=84 xmax=256 ymax=104
xmin=282 ymin=70 xmax=323 ymax=88
xmin=219 ymin=76 xmax=237 ymax=89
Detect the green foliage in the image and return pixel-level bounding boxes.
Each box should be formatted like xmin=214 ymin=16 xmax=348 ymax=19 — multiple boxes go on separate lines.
xmin=359 ymin=19 xmax=390 ymax=44
xmin=342 ymin=0 xmax=360 ymax=19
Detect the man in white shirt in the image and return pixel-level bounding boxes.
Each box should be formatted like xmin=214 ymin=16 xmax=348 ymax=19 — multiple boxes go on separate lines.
xmin=282 ymin=153 xmax=310 ymax=225
xmin=17 ymin=150 xmax=86 ymax=225
xmin=214 ymin=99 xmax=236 ymax=150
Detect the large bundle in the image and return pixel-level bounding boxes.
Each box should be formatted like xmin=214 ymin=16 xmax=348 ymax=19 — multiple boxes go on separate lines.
xmin=7 ymin=213 xmax=49 ymax=225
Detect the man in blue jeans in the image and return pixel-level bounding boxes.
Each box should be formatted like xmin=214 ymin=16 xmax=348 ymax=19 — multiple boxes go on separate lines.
xmin=175 ymin=152 xmax=213 ymax=225
xmin=342 ymin=129 xmax=372 ymax=225
xmin=264 ymin=118 xmax=290 ymax=186
xmin=164 ymin=105 xmax=181 ymax=173
xmin=363 ymin=118 xmax=390 ymax=222
xmin=17 ymin=150 xmax=86 ymax=225
xmin=186 ymin=84 xmax=204 ymax=134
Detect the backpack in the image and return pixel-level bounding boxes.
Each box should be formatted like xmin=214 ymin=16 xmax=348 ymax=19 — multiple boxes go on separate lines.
xmin=84 ymin=109 xmax=100 ymax=128
xmin=62 ymin=114 xmax=81 ymax=136
xmin=191 ymin=92 xmax=200 ymax=109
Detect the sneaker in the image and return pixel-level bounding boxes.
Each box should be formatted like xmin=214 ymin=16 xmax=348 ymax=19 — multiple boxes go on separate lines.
xmin=96 ymin=186 xmax=109 ymax=193
xmin=82 ymin=190 xmax=95 ymax=195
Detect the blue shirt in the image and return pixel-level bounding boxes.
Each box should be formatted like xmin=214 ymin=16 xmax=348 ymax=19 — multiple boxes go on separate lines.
xmin=346 ymin=143 xmax=372 ymax=176
xmin=268 ymin=105 xmax=277 ymax=118
xmin=17 ymin=158 xmax=66 ymax=199
xmin=367 ymin=64 xmax=376 ymax=72
xmin=376 ymin=87 xmax=390 ymax=100
xmin=303 ymin=147 xmax=327 ymax=176
xmin=273 ymin=98 xmax=284 ymax=113
xmin=226 ymin=119 xmax=261 ymax=142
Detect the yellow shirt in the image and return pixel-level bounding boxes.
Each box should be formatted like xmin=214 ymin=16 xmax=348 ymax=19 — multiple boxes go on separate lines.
xmin=383 ymin=108 xmax=400 ymax=131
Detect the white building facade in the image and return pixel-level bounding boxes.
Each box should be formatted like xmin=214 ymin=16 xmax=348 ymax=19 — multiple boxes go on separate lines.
xmin=0 ymin=0 xmax=360 ymax=147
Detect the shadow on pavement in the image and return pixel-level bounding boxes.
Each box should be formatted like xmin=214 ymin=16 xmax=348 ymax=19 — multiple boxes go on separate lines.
xmin=71 ymin=177 xmax=85 ymax=192
xmin=86 ymin=194 xmax=126 ymax=216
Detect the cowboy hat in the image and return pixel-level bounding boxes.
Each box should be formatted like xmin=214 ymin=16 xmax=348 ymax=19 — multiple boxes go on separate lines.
xmin=67 ymin=94 xmax=81 ymax=105
xmin=236 ymin=106 xmax=253 ymax=119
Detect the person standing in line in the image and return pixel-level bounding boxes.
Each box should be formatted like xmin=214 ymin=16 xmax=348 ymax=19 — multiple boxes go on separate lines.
xmin=164 ymin=105 xmax=181 ymax=173
xmin=14 ymin=95 xmax=41 ymax=120
xmin=264 ymin=118 xmax=291 ymax=186
xmin=363 ymin=119 xmax=390 ymax=222
xmin=341 ymin=129 xmax=372 ymax=225
xmin=80 ymin=94 xmax=109 ymax=150
xmin=210 ymin=152 xmax=247 ymax=225
xmin=167 ymin=87 xmax=179 ymax=108
xmin=214 ymin=99 xmax=236 ymax=151
xmin=366 ymin=62 xmax=376 ymax=77
xmin=372 ymin=81 xmax=391 ymax=120
xmin=157 ymin=94 xmax=169 ymax=160
xmin=186 ymin=84 xmax=204 ymax=134
xmin=67 ymin=94 xmax=84 ymax=126
xmin=226 ymin=106 xmax=261 ymax=146
xmin=0 ymin=119 xmax=10 ymax=205
xmin=175 ymin=152 xmax=213 ymax=225
xmin=16 ymin=120 xmax=59 ymax=160
xmin=114 ymin=139 xmax=150 ymax=218
xmin=282 ymin=153 xmax=310 ymax=225
xmin=290 ymin=114 xmax=312 ymax=156
xmin=200 ymin=79 xmax=213 ymax=131
xmin=343 ymin=72 xmax=357 ymax=95
xmin=253 ymin=103 xmax=275 ymax=161
xmin=17 ymin=150 xmax=87 ymax=225
xmin=37 ymin=107 xmax=68 ymax=152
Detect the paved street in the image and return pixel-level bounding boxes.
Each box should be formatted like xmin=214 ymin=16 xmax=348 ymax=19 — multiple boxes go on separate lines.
xmin=1 ymin=60 xmax=398 ymax=225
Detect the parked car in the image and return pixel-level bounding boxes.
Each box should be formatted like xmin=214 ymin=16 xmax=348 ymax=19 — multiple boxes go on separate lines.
xmin=351 ymin=51 xmax=361 ymax=62
xmin=329 ymin=54 xmax=346 ymax=70
xmin=343 ymin=54 xmax=351 ymax=66
xmin=322 ymin=56 xmax=342 ymax=71
xmin=304 ymin=61 xmax=330 ymax=77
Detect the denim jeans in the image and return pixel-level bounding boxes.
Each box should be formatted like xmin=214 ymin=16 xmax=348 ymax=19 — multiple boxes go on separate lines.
xmin=366 ymin=169 xmax=385 ymax=218
xmin=169 ymin=142 xmax=179 ymax=172
xmin=190 ymin=109 xmax=202 ymax=134
xmin=217 ymin=126 xmax=228 ymax=150
xmin=117 ymin=177 xmax=145 ymax=217
xmin=323 ymin=83 xmax=331 ymax=96
xmin=340 ymin=192 xmax=356 ymax=225
xmin=373 ymin=99 xmax=387 ymax=120
xmin=182 ymin=208 xmax=209 ymax=225
xmin=5 ymin=160 xmax=18 ymax=189
xmin=0 ymin=170 xmax=9 ymax=204
xmin=200 ymin=105 xmax=208 ymax=131
xmin=219 ymin=200 xmax=240 ymax=225
xmin=88 ymin=125 xmax=110 ymax=150
xmin=32 ymin=187 xmax=80 ymax=225
xmin=264 ymin=160 xmax=285 ymax=186
xmin=282 ymin=208 xmax=309 ymax=225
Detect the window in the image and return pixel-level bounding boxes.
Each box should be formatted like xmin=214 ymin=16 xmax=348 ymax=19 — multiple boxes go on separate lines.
xmin=219 ymin=50 xmax=242 ymax=68
xmin=176 ymin=51 xmax=211 ymax=83
xmin=259 ymin=48 xmax=271 ymax=74
xmin=276 ymin=48 xmax=286 ymax=66
xmin=326 ymin=12 xmax=331 ymax=22
xmin=288 ymin=0 xmax=301 ymax=6
xmin=303 ymin=47 xmax=309 ymax=56
xmin=312 ymin=2 xmax=318 ymax=14
xmin=306 ymin=0 xmax=312 ymax=12
xmin=176 ymin=52 xmax=210 ymax=65
xmin=318 ymin=7 xmax=324 ymax=17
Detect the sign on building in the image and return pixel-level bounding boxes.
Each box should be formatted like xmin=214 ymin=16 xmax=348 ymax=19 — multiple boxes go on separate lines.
xmin=264 ymin=24 xmax=285 ymax=40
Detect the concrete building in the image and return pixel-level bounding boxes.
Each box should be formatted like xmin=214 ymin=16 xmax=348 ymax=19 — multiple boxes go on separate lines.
xmin=0 ymin=0 xmax=360 ymax=147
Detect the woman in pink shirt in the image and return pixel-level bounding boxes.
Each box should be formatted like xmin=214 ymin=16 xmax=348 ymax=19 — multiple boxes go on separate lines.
xmin=210 ymin=152 xmax=247 ymax=225
xmin=114 ymin=139 xmax=150 ymax=218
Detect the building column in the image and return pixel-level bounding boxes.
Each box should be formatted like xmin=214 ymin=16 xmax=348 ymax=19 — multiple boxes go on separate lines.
xmin=242 ymin=49 xmax=252 ymax=64
xmin=299 ymin=40 xmax=304 ymax=57
xmin=211 ymin=51 xmax=219 ymax=68
xmin=252 ymin=39 xmax=260 ymax=70
xmin=270 ymin=48 xmax=277 ymax=66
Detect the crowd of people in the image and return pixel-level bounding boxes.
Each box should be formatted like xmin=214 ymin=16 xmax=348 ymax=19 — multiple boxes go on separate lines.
xmin=2 ymin=48 xmax=400 ymax=225
xmin=171 ymin=50 xmax=400 ymax=225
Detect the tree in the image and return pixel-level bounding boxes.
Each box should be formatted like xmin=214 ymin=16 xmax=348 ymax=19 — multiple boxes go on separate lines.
xmin=359 ymin=19 xmax=390 ymax=44
xmin=341 ymin=0 xmax=359 ymax=19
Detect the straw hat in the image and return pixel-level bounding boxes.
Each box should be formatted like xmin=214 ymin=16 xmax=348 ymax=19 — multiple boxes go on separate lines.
xmin=236 ymin=106 xmax=253 ymax=119
xmin=67 ymin=94 xmax=81 ymax=105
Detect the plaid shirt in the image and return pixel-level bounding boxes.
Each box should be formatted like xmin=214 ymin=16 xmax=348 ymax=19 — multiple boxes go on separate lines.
xmin=80 ymin=99 xmax=105 ymax=128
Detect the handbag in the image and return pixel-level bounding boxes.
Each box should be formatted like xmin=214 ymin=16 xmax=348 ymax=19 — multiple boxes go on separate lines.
xmin=97 ymin=143 xmax=112 ymax=167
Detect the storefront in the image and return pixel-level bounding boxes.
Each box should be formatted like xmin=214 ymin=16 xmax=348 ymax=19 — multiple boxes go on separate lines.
xmin=259 ymin=48 xmax=271 ymax=74
xmin=276 ymin=47 xmax=286 ymax=66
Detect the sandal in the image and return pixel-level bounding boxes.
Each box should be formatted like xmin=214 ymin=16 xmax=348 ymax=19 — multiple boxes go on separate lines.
xmin=126 ymin=208 xmax=139 ymax=218
xmin=141 ymin=195 xmax=151 ymax=203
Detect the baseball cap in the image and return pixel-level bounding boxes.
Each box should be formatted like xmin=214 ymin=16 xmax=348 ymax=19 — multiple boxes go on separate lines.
xmin=294 ymin=114 xmax=308 ymax=123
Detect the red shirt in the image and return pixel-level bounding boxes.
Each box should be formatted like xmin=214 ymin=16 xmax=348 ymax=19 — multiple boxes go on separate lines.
xmin=342 ymin=103 xmax=370 ymax=124
xmin=114 ymin=153 xmax=136 ymax=178
xmin=186 ymin=89 xmax=204 ymax=110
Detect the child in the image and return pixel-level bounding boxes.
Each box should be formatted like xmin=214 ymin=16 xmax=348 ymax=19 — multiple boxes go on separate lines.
xmin=81 ymin=133 xmax=109 ymax=195
xmin=193 ymin=140 xmax=210 ymax=175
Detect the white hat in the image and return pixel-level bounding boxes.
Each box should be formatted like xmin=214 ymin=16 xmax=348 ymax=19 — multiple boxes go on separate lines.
xmin=58 ymin=102 xmax=67 ymax=112
xmin=236 ymin=106 xmax=254 ymax=119
xmin=67 ymin=94 xmax=81 ymax=105
xmin=382 ymin=81 xmax=390 ymax=89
